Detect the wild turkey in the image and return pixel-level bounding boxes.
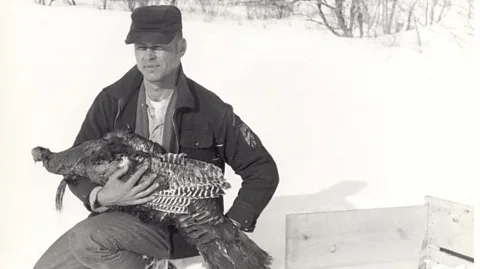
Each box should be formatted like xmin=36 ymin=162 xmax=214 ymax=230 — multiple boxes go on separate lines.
xmin=31 ymin=129 xmax=272 ymax=269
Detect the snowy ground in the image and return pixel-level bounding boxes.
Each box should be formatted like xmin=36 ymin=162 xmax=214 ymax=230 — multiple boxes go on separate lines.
xmin=0 ymin=1 xmax=477 ymax=268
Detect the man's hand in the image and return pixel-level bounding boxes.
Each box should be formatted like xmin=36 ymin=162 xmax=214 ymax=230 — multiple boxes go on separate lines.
xmin=96 ymin=161 xmax=159 ymax=207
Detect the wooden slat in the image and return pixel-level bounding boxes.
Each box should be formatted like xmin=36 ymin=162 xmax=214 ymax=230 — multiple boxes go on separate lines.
xmin=285 ymin=205 xmax=428 ymax=269
xmin=424 ymin=246 xmax=475 ymax=269
xmin=288 ymin=260 xmax=418 ymax=269
xmin=424 ymin=196 xmax=474 ymax=259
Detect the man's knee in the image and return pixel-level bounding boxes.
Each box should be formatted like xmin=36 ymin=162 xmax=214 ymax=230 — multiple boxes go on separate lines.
xmin=67 ymin=212 xmax=136 ymax=266
xmin=69 ymin=212 xmax=170 ymax=259
xmin=33 ymin=229 xmax=88 ymax=269
xmin=68 ymin=212 xmax=130 ymax=251
xmin=68 ymin=216 xmax=106 ymax=260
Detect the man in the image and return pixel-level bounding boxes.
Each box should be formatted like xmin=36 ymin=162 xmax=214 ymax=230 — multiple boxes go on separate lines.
xmin=33 ymin=5 xmax=279 ymax=269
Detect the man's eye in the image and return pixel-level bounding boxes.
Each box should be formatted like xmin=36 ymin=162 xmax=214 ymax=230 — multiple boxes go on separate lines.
xmin=136 ymin=46 xmax=165 ymax=51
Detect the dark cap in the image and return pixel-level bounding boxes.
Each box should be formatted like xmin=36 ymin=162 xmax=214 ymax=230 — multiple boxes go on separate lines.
xmin=125 ymin=5 xmax=182 ymax=45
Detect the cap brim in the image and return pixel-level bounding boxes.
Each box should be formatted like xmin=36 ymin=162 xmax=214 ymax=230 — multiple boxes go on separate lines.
xmin=125 ymin=31 xmax=176 ymax=45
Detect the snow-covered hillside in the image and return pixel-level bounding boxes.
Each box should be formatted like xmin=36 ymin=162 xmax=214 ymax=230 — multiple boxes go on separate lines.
xmin=0 ymin=1 xmax=476 ymax=268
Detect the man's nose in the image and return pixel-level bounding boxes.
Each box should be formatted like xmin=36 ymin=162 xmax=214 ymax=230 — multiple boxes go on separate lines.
xmin=145 ymin=48 xmax=156 ymax=59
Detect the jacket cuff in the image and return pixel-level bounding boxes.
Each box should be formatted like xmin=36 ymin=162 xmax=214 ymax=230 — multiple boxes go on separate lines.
xmin=89 ymin=186 xmax=110 ymax=213
xmin=226 ymin=200 xmax=256 ymax=232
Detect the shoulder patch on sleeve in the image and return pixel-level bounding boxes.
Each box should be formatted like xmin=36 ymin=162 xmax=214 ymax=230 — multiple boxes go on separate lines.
xmin=239 ymin=122 xmax=257 ymax=148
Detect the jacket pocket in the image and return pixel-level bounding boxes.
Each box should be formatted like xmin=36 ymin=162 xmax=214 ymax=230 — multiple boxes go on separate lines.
xmin=179 ymin=130 xmax=217 ymax=163
xmin=180 ymin=129 xmax=214 ymax=148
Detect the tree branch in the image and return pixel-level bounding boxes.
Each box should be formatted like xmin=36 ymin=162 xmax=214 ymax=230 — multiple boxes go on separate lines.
xmin=317 ymin=0 xmax=336 ymax=10
xmin=316 ymin=1 xmax=343 ymax=36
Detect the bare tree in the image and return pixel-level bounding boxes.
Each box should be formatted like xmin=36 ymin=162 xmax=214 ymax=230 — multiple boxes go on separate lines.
xmin=316 ymin=1 xmax=343 ymax=36
xmin=315 ymin=0 xmax=355 ymax=37
xmin=386 ymin=0 xmax=398 ymax=34
xmin=237 ymin=0 xmax=300 ymax=20
xmin=435 ymin=0 xmax=449 ymax=23
xmin=406 ymin=0 xmax=420 ymax=30
xmin=414 ymin=16 xmax=422 ymax=51
xmin=101 ymin=0 xmax=108 ymax=9
xmin=467 ymin=0 xmax=473 ymax=19
xmin=47 ymin=0 xmax=76 ymax=5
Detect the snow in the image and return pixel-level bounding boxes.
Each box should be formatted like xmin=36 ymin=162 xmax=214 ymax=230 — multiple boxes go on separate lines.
xmin=0 ymin=1 xmax=477 ymax=268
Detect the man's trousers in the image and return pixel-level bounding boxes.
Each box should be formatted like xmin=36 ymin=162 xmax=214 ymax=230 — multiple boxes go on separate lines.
xmin=33 ymin=211 xmax=174 ymax=269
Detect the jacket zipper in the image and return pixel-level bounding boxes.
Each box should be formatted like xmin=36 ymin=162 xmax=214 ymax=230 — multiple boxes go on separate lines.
xmin=114 ymin=99 xmax=124 ymax=131
xmin=172 ymin=108 xmax=179 ymax=153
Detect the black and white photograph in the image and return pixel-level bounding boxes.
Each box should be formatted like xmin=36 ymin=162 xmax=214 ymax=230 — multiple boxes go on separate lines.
xmin=0 ymin=0 xmax=476 ymax=268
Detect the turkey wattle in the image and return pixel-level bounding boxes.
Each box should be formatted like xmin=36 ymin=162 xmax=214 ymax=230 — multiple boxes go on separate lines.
xmin=31 ymin=130 xmax=272 ymax=269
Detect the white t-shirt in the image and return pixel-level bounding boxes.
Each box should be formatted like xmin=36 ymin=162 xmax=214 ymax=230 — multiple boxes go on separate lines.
xmin=146 ymin=90 xmax=174 ymax=144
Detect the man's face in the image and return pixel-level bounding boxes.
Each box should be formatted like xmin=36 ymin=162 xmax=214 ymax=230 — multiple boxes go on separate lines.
xmin=134 ymin=36 xmax=186 ymax=83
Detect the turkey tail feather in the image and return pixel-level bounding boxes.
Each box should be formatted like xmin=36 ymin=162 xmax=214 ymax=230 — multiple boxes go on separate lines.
xmin=55 ymin=180 xmax=68 ymax=211
xmin=198 ymin=220 xmax=272 ymax=269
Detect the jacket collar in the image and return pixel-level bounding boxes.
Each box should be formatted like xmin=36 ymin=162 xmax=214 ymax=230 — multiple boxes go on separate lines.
xmin=174 ymin=65 xmax=196 ymax=110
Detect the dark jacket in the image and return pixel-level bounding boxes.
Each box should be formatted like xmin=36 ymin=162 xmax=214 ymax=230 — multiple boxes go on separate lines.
xmin=66 ymin=65 xmax=280 ymax=259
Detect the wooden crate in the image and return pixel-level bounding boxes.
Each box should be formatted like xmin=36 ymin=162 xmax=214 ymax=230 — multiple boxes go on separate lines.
xmin=285 ymin=196 xmax=474 ymax=269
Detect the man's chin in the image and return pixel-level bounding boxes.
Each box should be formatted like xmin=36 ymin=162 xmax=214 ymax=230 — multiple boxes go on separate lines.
xmin=144 ymin=74 xmax=163 ymax=82
xmin=139 ymin=67 xmax=178 ymax=84
xmin=140 ymin=70 xmax=165 ymax=82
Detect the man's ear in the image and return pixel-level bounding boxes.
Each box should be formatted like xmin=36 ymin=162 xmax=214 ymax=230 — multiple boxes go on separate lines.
xmin=177 ymin=37 xmax=187 ymax=57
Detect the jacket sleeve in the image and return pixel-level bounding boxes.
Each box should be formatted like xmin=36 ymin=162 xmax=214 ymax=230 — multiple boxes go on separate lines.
xmin=66 ymin=90 xmax=114 ymax=212
xmin=218 ymin=104 xmax=279 ymax=232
